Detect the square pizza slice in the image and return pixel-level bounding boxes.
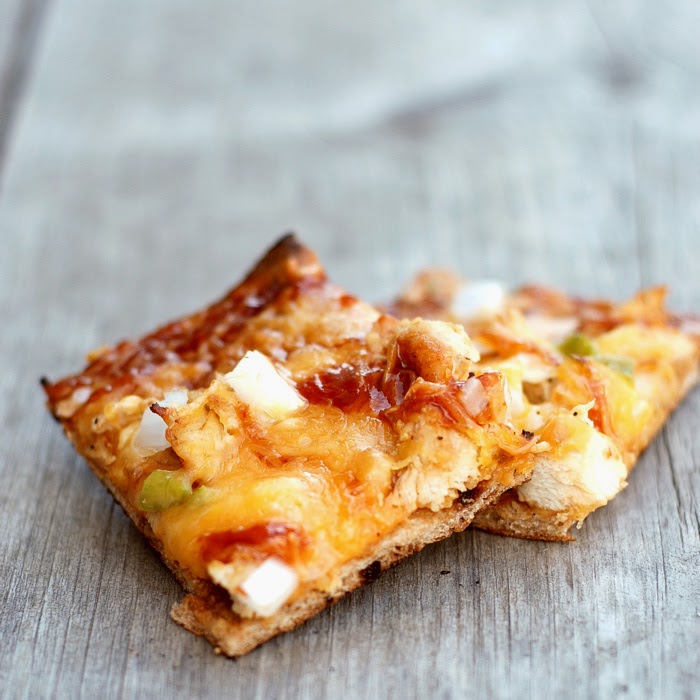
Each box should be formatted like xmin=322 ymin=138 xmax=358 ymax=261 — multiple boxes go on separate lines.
xmin=43 ymin=236 xmax=543 ymax=656
xmin=388 ymin=270 xmax=700 ymax=541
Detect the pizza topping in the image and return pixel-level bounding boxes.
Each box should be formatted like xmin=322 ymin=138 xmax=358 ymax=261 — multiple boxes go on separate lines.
xmin=200 ymin=523 xmax=306 ymax=565
xmin=452 ymin=280 xmax=506 ymax=319
xmin=559 ymin=333 xmax=638 ymax=385
xmin=132 ymin=388 xmax=189 ymax=453
xmin=465 ymin=372 xmax=509 ymax=424
xmin=223 ymin=350 xmax=306 ymax=422
xmin=71 ymin=386 xmax=92 ymax=405
xmin=297 ymin=364 xmax=381 ymax=411
xmin=138 ymin=468 xmax=193 ymax=512
xmin=459 ymin=376 xmax=488 ymax=417
xmin=559 ymin=333 xmax=596 ymax=358
xmin=516 ymin=413 xmax=627 ymax=514
xmin=134 ymin=408 xmax=171 ymax=452
xmin=389 ymin=430 xmax=481 ymax=512
xmin=475 ymin=321 xmax=560 ymax=365
xmin=522 ymin=314 xmax=579 ymax=343
xmin=522 ymin=379 xmax=555 ymax=405
xmin=394 ymin=319 xmax=480 ymax=383
xmin=208 ymin=557 xmax=299 ymax=618
xmin=596 ymin=354 xmax=635 ymax=381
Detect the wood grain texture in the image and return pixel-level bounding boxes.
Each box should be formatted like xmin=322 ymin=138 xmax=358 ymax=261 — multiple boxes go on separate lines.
xmin=0 ymin=0 xmax=50 ymax=185
xmin=1 ymin=1 xmax=699 ymax=698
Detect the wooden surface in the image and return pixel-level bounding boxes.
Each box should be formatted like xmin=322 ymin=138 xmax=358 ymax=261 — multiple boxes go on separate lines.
xmin=1 ymin=1 xmax=699 ymax=698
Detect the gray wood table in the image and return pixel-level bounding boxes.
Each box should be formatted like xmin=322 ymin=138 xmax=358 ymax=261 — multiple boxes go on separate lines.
xmin=1 ymin=1 xmax=699 ymax=698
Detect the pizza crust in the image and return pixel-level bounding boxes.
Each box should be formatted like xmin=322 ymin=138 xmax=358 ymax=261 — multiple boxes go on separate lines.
xmin=44 ymin=235 xmax=535 ymax=656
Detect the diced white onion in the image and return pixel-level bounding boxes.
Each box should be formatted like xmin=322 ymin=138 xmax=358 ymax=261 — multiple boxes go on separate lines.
xmin=133 ymin=408 xmax=170 ymax=452
xmin=224 ymin=350 xmax=306 ymax=421
xmin=571 ymin=400 xmax=596 ymax=427
xmin=460 ymin=376 xmax=488 ymax=416
xmin=525 ymin=314 xmax=579 ymax=343
xmin=503 ymin=376 xmax=524 ymax=418
xmin=161 ymin=388 xmax=189 ymax=408
xmin=452 ymin=280 xmax=506 ymax=320
xmin=132 ymin=388 xmax=188 ymax=453
xmin=237 ymin=557 xmax=299 ymax=617
xmin=71 ymin=387 xmax=92 ymax=405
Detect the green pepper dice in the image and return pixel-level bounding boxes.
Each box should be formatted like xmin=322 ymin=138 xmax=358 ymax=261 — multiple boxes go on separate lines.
xmin=559 ymin=333 xmax=597 ymax=357
xmin=138 ymin=469 xmax=193 ymax=513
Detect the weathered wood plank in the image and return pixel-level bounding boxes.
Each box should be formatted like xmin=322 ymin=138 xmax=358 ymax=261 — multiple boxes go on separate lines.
xmin=0 ymin=0 xmax=50 ymax=186
xmin=1 ymin=1 xmax=699 ymax=698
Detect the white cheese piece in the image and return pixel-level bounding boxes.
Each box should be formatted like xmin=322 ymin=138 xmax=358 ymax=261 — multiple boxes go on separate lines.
xmin=132 ymin=388 xmax=189 ymax=452
xmin=452 ymin=280 xmax=506 ymax=320
xmin=224 ymin=350 xmax=306 ymax=421
xmin=209 ymin=557 xmax=299 ymax=618
xmin=516 ymin=428 xmax=627 ymax=512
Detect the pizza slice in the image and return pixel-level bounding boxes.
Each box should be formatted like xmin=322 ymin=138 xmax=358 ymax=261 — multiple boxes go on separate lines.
xmin=388 ymin=270 xmax=700 ymax=541
xmin=43 ymin=235 xmax=545 ymax=657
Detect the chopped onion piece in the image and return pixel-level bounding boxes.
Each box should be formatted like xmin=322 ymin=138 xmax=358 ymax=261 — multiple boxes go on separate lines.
xmin=161 ymin=388 xmax=189 ymax=408
xmin=460 ymin=376 xmax=488 ymax=416
xmin=503 ymin=375 xmax=524 ymax=418
xmin=525 ymin=314 xmax=579 ymax=343
xmin=224 ymin=350 xmax=306 ymax=421
xmin=452 ymin=280 xmax=506 ymax=320
xmin=237 ymin=557 xmax=299 ymax=617
xmin=134 ymin=408 xmax=170 ymax=452
xmin=71 ymin=387 xmax=92 ymax=405
xmin=132 ymin=388 xmax=188 ymax=453
xmin=571 ymin=400 xmax=596 ymax=427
